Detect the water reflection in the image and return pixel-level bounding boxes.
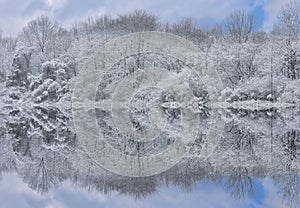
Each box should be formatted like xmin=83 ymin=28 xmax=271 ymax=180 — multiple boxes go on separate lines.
xmin=0 ymin=103 xmax=300 ymax=207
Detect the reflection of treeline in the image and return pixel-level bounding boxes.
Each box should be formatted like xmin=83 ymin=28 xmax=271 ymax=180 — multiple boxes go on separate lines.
xmin=7 ymin=107 xmax=76 ymax=157
xmin=1 ymin=106 xmax=77 ymax=193
xmin=1 ymin=113 xmax=300 ymax=207
xmin=67 ymin=159 xmax=300 ymax=205
xmin=0 ymin=1 xmax=300 ymax=207
xmin=227 ymin=107 xmax=278 ymax=119
xmin=281 ymin=130 xmax=300 ymax=162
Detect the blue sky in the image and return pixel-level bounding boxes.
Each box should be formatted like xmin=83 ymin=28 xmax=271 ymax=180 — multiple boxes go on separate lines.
xmin=0 ymin=0 xmax=291 ymax=36
xmin=0 ymin=173 xmax=289 ymax=208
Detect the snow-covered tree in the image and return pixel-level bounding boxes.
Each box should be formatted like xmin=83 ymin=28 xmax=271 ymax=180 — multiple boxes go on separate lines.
xmin=29 ymin=59 xmax=75 ymax=103
xmin=273 ymin=0 xmax=300 ymax=40
xmin=6 ymin=48 xmax=32 ymax=89
xmin=0 ymin=36 xmax=16 ymax=82
xmin=117 ymin=10 xmax=159 ymax=33
xmin=1 ymin=9 xmax=300 ymax=208
xmin=281 ymin=48 xmax=300 ymax=79
xmin=20 ymin=16 xmax=71 ymax=60
xmin=224 ymin=10 xmax=255 ymax=43
xmin=169 ymin=17 xmax=197 ymax=39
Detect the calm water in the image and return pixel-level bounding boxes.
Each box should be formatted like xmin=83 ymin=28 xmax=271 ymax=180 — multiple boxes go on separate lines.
xmin=0 ymin=105 xmax=299 ymax=208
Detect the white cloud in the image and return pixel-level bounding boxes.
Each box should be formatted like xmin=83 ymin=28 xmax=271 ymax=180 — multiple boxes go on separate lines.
xmin=45 ymin=0 xmax=54 ymax=7
xmin=0 ymin=0 xmax=260 ymax=36
xmin=45 ymin=0 xmax=68 ymax=11
xmin=87 ymin=0 xmax=257 ymax=24
xmin=0 ymin=0 xmax=294 ymax=36
xmin=0 ymin=0 xmax=34 ymax=36
xmin=0 ymin=0 xmax=294 ymax=41
xmin=0 ymin=0 xmax=69 ymax=36
xmin=261 ymin=178 xmax=289 ymax=208
xmin=45 ymin=200 xmax=68 ymax=208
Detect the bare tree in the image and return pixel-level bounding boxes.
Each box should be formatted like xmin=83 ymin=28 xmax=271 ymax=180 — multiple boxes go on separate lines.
xmin=0 ymin=36 xmax=17 ymax=81
xmin=224 ymin=10 xmax=255 ymax=43
xmin=117 ymin=10 xmax=159 ymax=33
xmin=71 ymin=23 xmax=80 ymax=41
xmin=171 ymin=17 xmax=196 ymax=39
xmin=276 ymin=0 xmax=300 ymax=39
xmin=21 ymin=16 xmax=59 ymax=54
xmin=167 ymin=17 xmax=217 ymax=46
xmin=224 ymin=167 xmax=255 ymax=199
xmin=94 ymin=15 xmax=116 ymax=34
xmin=273 ymin=174 xmax=300 ymax=208
xmin=274 ymin=1 xmax=300 ymax=79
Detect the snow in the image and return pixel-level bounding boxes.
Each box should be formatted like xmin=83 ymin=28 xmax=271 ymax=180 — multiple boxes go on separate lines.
xmin=0 ymin=13 xmax=300 ymax=207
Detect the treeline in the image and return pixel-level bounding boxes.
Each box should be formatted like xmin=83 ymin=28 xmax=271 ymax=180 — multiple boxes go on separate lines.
xmin=0 ymin=1 xmax=300 ymax=93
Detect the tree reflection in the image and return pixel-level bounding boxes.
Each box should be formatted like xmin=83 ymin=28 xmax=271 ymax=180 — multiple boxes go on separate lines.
xmin=223 ymin=167 xmax=255 ymax=199
xmin=273 ymin=173 xmax=300 ymax=208
xmin=281 ymin=130 xmax=300 ymax=161
xmin=0 ymin=103 xmax=300 ymax=208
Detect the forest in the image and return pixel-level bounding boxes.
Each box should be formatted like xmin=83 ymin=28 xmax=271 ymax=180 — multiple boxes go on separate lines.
xmin=0 ymin=1 xmax=300 ymax=208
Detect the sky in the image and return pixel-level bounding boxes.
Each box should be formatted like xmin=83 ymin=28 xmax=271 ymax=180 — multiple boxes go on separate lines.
xmin=0 ymin=173 xmax=289 ymax=208
xmin=0 ymin=0 xmax=292 ymax=36
xmin=0 ymin=1 xmax=296 ymax=207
